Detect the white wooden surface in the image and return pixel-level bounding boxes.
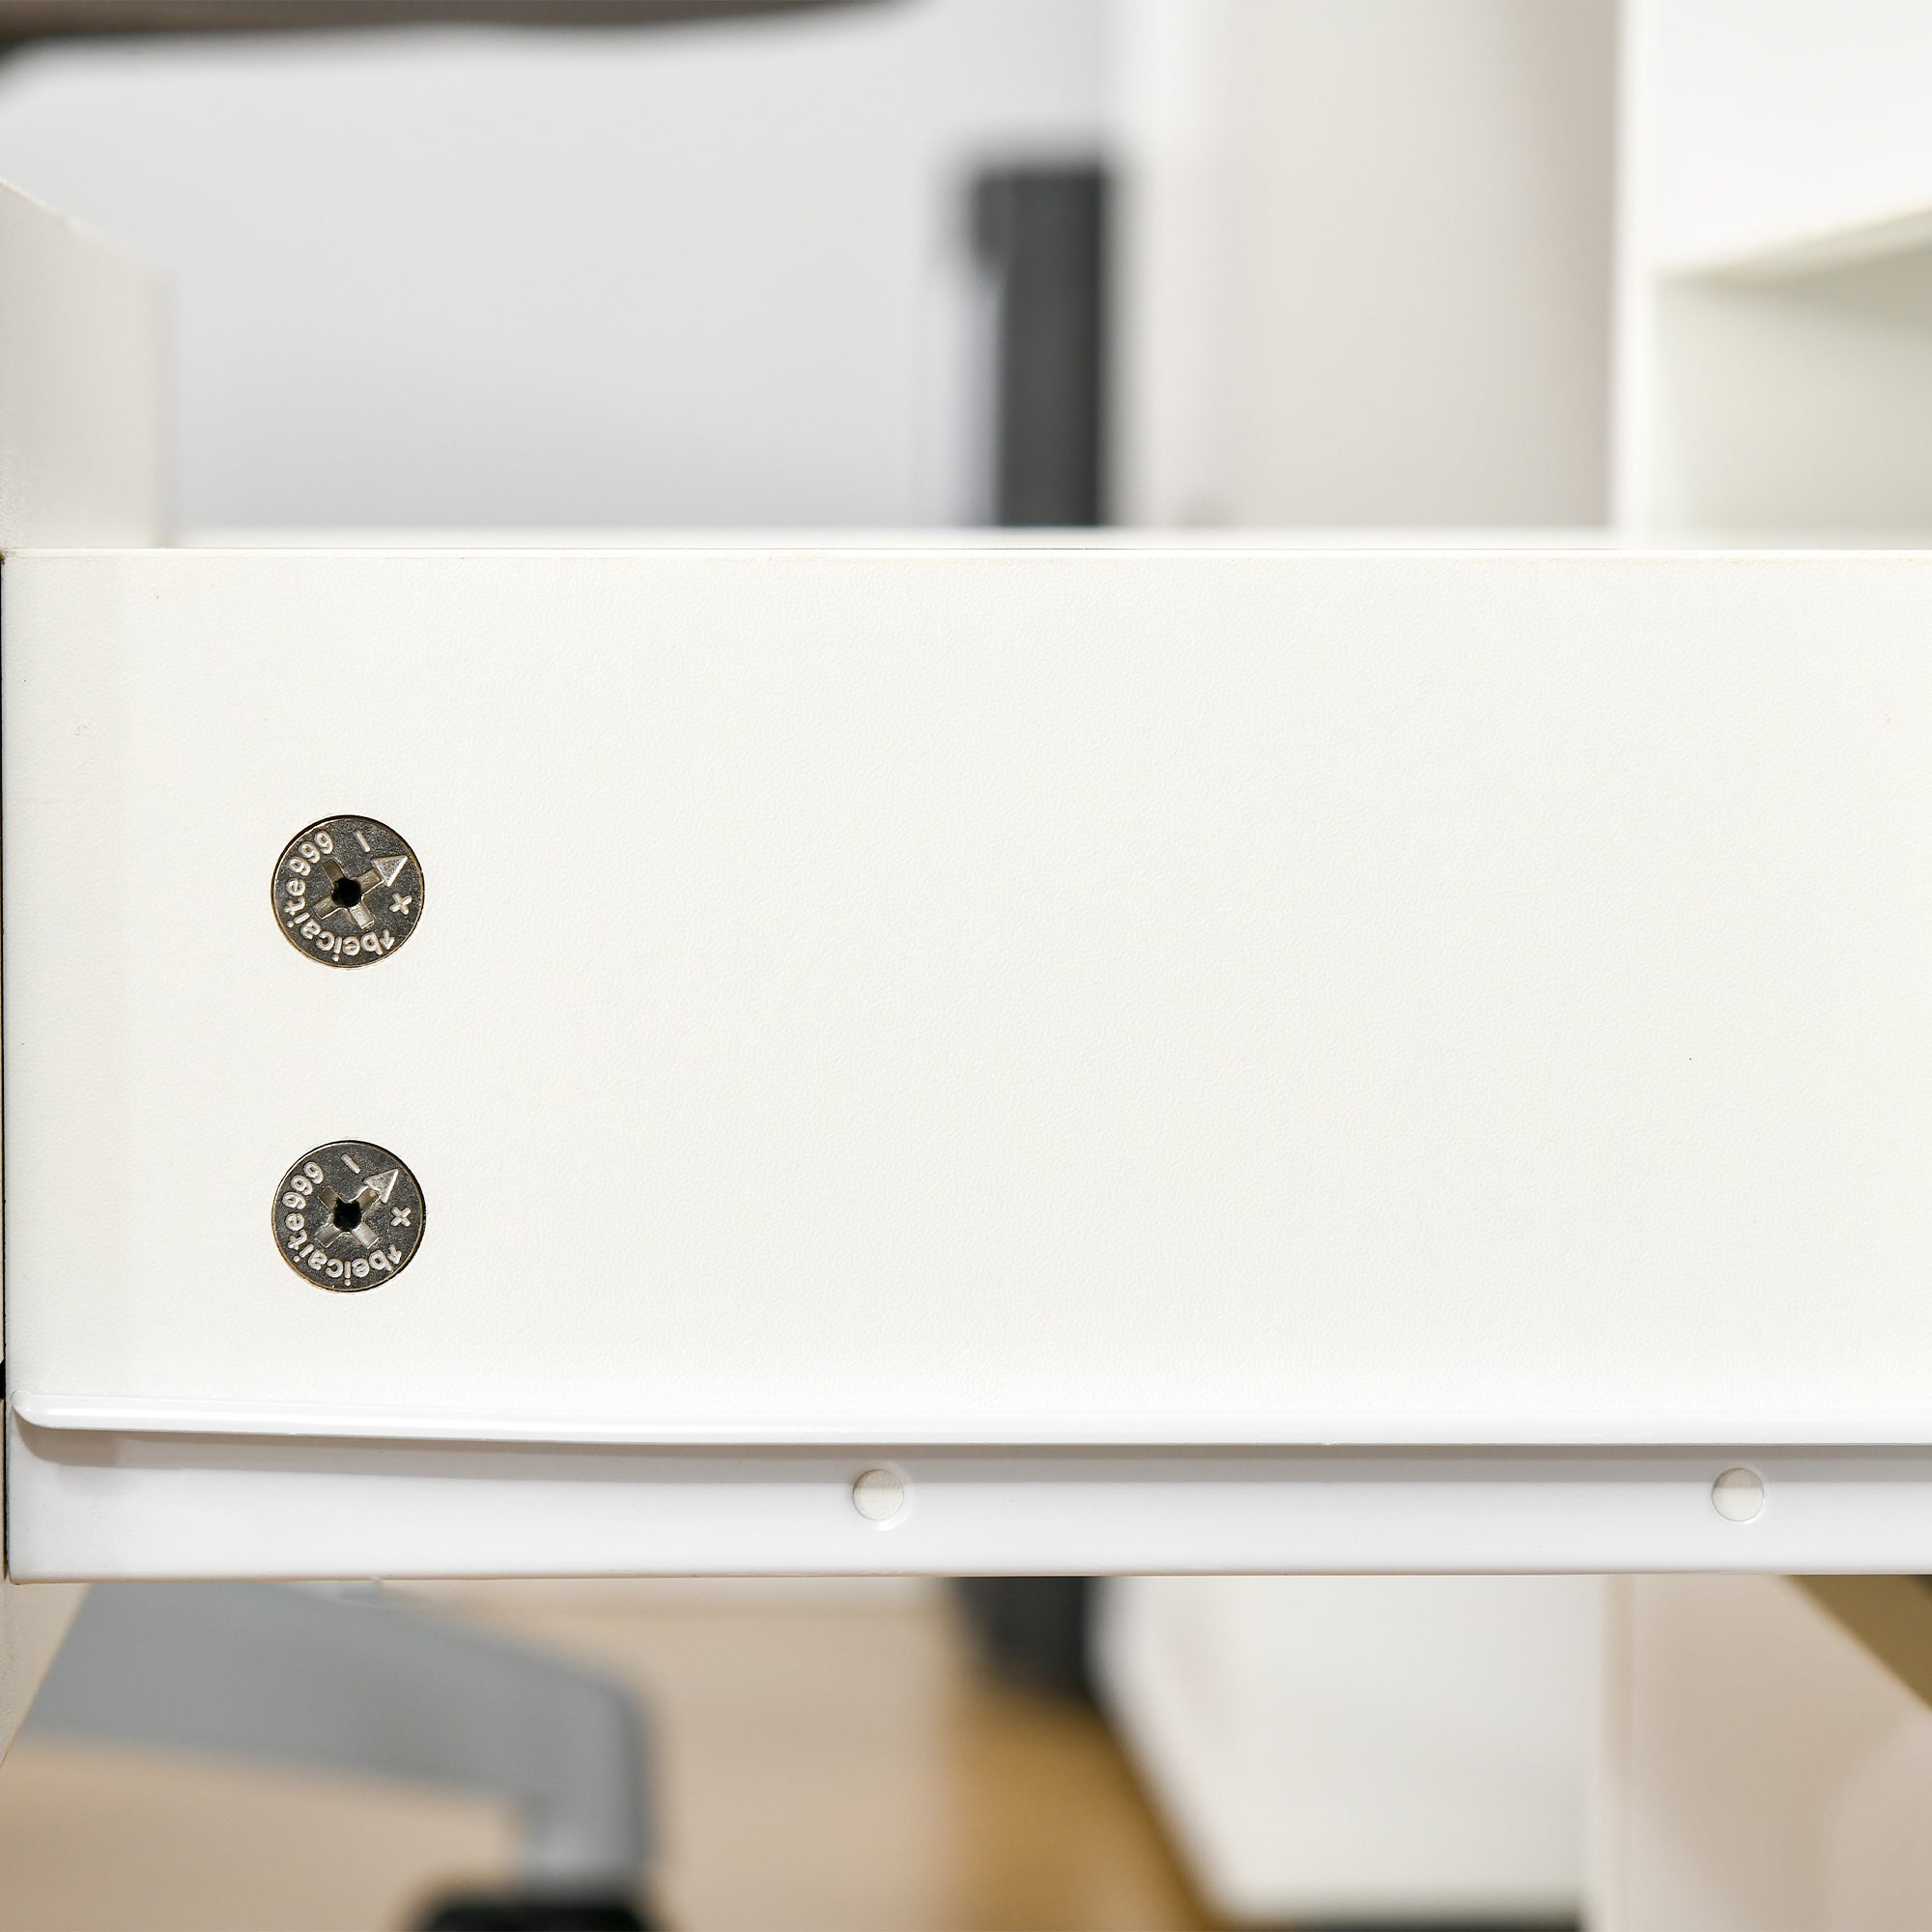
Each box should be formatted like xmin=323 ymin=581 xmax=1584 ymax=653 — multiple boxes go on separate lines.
xmin=0 ymin=181 xmax=161 ymax=551
xmin=0 ymin=172 xmax=160 ymax=1748
xmin=1618 ymin=0 xmax=1932 ymax=538
xmin=13 ymin=543 xmax=1932 ymax=1432
xmin=1638 ymin=0 xmax=1932 ymax=272
xmin=8 ymin=545 xmax=1932 ymax=1574
xmin=1102 ymin=1576 xmax=1597 ymax=1923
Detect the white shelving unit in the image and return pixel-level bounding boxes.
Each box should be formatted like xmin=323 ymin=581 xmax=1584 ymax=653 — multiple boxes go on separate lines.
xmin=1105 ymin=4 xmax=1932 ymax=1925
xmin=1618 ymin=0 xmax=1932 ymax=538
xmin=1605 ymin=7 xmax=1932 ymax=1927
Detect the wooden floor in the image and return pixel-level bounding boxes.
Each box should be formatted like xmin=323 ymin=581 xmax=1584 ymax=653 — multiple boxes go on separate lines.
xmin=0 ymin=1580 xmax=1218 ymax=1932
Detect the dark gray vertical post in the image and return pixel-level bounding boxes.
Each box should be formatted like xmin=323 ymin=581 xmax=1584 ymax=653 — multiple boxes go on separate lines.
xmin=971 ymin=164 xmax=1110 ymax=528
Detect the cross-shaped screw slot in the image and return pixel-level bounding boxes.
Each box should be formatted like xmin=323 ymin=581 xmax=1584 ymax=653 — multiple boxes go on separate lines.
xmin=315 ymin=1168 xmax=401 ymax=1252
xmin=314 ymin=854 xmax=410 ymax=933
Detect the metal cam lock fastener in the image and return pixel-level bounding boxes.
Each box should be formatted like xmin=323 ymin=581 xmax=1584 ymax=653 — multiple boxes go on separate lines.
xmin=275 ymin=1141 xmax=427 ymax=1291
xmin=274 ymin=813 xmax=424 ymax=966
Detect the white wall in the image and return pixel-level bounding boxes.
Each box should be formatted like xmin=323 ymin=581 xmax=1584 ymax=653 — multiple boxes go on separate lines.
xmin=0 ymin=0 xmax=1109 ymax=529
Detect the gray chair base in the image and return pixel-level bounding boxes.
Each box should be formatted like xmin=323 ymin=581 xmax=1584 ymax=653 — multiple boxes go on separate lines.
xmin=26 ymin=1582 xmax=653 ymax=1928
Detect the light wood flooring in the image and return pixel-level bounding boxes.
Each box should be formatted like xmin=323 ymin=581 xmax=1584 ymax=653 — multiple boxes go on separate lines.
xmin=0 ymin=1580 xmax=1217 ymax=1932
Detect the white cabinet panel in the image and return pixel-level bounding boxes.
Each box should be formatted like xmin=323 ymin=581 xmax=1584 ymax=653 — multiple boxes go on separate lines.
xmin=8 ymin=546 xmax=1932 ymax=1574
xmin=0 ymin=181 xmax=160 ymax=551
xmin=0 ymin=170 xmax=157 ymax=1744
xmin=1100 ymin=1576 xmax=1597 ymax=1923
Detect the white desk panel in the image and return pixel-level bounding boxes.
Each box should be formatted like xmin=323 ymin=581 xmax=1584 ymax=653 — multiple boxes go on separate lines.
xmin=7 ymin=547 xmax=1932 ymax=1574
xmin=0 ymin=172 xmax=156 ymax=1724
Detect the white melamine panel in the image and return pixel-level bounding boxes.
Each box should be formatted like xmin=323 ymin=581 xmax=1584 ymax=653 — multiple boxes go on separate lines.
xmin=1616 ymin=2 xmax=1932 ymax=538
xmin=7 ymin=544 xmax=1932 ymax=1466
xmin=1100 ymin=1576 xmax=1596 ymax=1922
xmin=1639 ymin=265 xmax=1932 ymax=538
xmin=18 ymin=1430 xmax=1932 ymax=1581
xmin=0 ymin=167 xmax=156 ymax=1747
xmin=0 ymin=177 xmax=160 ymax=550
xmin=1640 ymin=0 xmax=1932 ymax=271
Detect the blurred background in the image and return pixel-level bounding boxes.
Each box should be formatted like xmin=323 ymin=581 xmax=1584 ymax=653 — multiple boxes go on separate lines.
xmin=4 ymin=1 xmax=1932 ymax=1927
xmin=0 ymin=0 xmax=1616 ymax=536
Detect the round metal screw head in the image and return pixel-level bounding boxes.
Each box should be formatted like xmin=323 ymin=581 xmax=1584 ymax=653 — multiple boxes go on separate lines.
xmin=273 ymin=813 xmax=424 ymax=967
xmin=274 ymin=1141 xmax=426 ymax=1291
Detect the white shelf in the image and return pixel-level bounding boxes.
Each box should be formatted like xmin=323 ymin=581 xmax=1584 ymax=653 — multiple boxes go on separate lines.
xmin=1620 ymin=2 xmax=1932 ymax=537
xmin=1664 ymin=200 xmax=1932 ymax=288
